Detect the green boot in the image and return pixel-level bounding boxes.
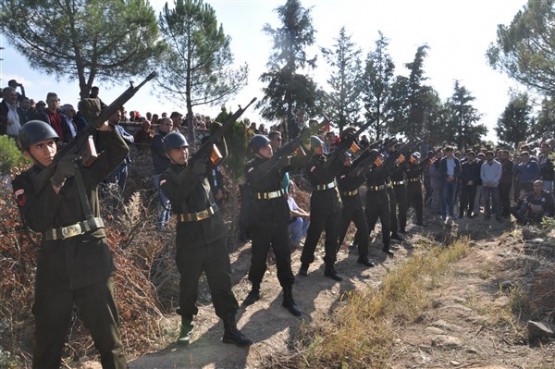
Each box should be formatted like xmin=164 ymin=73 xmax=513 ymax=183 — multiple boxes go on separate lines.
xmin=177 ymin=319 xmax=194 ymax=345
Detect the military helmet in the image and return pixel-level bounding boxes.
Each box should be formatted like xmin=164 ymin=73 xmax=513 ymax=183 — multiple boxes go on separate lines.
xmin=340 ymin=127 xmax=356 ymax=141
xmin=163 ymin=132 xmax=189 ymax=151
xmin=249 ymin=134 xmax=271 ymax=152
xmin=18 ymin=120 xmax=59 ymax=151
xmin=310 ymin=135 xmax=324 ymax=149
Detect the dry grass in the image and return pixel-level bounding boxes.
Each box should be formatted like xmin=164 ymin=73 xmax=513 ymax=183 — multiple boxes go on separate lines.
xmin=275 ymin=238 xmax=470 ymax=369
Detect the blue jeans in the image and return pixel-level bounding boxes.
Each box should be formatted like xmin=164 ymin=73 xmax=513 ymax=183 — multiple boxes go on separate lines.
xmin=442 ymin=180 xmax=457 ymax=217
xmin=153 ymin=174 xmax=171 ymax=230
xmin=288 ymin=217 xmax=310 ymax=246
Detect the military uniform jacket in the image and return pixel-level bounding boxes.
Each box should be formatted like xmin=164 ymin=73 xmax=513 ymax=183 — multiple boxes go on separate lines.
xmin=245 ymin=157 xmax=290 ymax=227
xmin=161 ymin=163 xmax=226 ymax=249
xmin=337 ymin=167 xmax=366 ymax=211
xmin=12 ymin=129 xmax=129 ymax=292
xmin=306 ymin=154 xmax=343 ymax=214
xmin=406 ymin=161 xmax=424 ymax=180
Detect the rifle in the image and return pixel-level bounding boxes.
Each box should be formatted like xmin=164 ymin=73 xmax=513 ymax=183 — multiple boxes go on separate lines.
xmin=189 ymin=97 xmax=257 ymax=167
xmin=262 ymin=117 xmax=330 ymax=174
xmin=326 ymin=119 xmax=374 ymax=166
xmin=33 ymin=72 xmax=158 ymax=193
xmin=346 ymin=140 xmax=383 ymax=176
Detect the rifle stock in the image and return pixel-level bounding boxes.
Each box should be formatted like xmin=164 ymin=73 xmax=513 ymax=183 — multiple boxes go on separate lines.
xmin=32 ymin=72 xmax=158 ymax=193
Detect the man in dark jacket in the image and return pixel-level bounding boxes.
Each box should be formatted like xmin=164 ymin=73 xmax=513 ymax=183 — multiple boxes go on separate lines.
xmin=438 ymin=146 xmax=461 ymax=220
xmin=150 ymin=117 xmax=173 ymax=230
xmin=13 ymin=120 xmax=129 ymax=369
xmin=459 ymin=151 xmax=480 ymax=218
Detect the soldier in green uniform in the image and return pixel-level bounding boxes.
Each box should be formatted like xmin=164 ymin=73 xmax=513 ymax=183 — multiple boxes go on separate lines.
xmin=299 ymin=135 xmax=348 ymax=281
xmin=159 ymin=132 xmax=251 ymax=347
xmin=12 ymin=120 xmax=129 ymax=369
xmin=242 ymin=134 xmax=302 ymax=316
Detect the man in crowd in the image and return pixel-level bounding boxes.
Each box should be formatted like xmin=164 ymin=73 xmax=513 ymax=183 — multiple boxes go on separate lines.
xmin=438 ymin=146 xmax=461 ymax=221
xmin=459 ymin=151 xmax=480 ymax=218
xmin=512 ymin=180 xmax=555 ymax=224
xmin=0 ymin=86 xmax=22 ymax=137
xmin=480 ymin=151 xmax=502 ymax=222
xmin=539 ymin=142 xmax=554 ymax=193
xmin=150 ymin=117 xmax=173 ymax=230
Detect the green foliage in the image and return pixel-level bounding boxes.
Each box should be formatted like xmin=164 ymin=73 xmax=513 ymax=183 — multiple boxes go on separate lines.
xmin=533 ymin=97 xmax=555 ymax=140
xmin=360 ymin=31 xmax=396 ymax=140
xmin=444 ymin=80 xmax=485 ymax=150
xmin=258 ymin=0 xmax=321 ymax=124
xmin=0 ymin=136 xmax=29 ymax=175
xmin=388 ymin=45 xmax=443 ymax=143
xmin=215 ymin=107 xmax=248 ymax=181
xmin=496 ymin=92 xmax=532 ymax=149
xmin=157 ymin=0 xmax=248 ymax=140
xmin=0 ymin=0 xmax=164 ymax=97
xmin=487 ymin=0 xmax=555 ymax=94
xmin=321 ymin=27 xmax=362 ymax=133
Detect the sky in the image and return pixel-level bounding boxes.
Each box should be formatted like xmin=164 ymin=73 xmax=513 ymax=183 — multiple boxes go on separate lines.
xmin=0 ymin=0 xmax=529 ymax=141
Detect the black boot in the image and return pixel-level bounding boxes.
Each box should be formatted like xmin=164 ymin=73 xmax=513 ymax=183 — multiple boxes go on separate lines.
xmin=324 ymin=265 xmax=343 ymax=281
xmin=177 ymin=317 xmax=194 ymax=345
xmin=282 ymin=285 xmax=302 ymax=317
xmin=222 ymin=314 xmax=252 ymax=347
xmin=357 ymin=256 xmax=375 ymax=267
xmin=298 ymin=263 xmax=309 ymax=276
xmin=242 ymin=284 xmax=260 ymax=306
xmin=383 ymin=247 xmax=394 ymax=257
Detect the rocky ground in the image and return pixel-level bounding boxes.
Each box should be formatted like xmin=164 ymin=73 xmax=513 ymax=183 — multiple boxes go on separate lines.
xmin=78 ymin=211 xmax=555 ymax=369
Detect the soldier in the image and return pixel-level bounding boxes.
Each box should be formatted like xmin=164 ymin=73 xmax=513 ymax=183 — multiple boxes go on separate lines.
xmin=388 ymin=142 xmax=409 ymax=234
xmin=12 ymin=120 xmax=129 ymax=369
xmin=364 ymin=149 xmax=395 ymax=257
xmin=242 ymin=134 xmax=302 ymax=316
xmin=336 ymin=128 xmax=375 ymax=267
xmin=160 ymin=132 xmax=251 ymax=346
xmin=299 ymin=135 xmax=348 ymax=281
xmin=406 ymin=152 xmax=428 ymax=226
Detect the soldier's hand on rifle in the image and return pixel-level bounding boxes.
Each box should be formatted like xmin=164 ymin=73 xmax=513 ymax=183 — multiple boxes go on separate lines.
xmin=97 ymin=121 xmax=113 ymax=132
xmin=277 ymin=154 xmax=291 ymax=169
xmin=190 ymin=159 xmax=208 ymax=177
xmin=51 ymin=154 xmax=81 ymax=188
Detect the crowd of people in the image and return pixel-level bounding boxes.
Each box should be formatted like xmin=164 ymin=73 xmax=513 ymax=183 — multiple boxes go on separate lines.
xmin=4 ymin=81 xmax=555 ymax=368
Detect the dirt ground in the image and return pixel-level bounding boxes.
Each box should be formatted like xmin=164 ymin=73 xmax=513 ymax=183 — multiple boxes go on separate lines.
xmin=79 ymin=211 xmax=555 ymax=369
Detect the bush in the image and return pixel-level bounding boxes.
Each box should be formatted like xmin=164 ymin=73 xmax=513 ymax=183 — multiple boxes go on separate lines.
xmin=0 ymin=136 xmax=29 ymax=175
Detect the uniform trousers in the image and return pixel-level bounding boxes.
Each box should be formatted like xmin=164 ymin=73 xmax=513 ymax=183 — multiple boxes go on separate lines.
xmin=407 ymin=182 xmax=424 ymax=224
xmin=32 ymin=277 xmax=127 ymax=369
xmin=300 ymin=211 xmax=340 ymax=267
xmin=249 ymin=224 xmax=295 ymax=287
xmin=393 ymin=184 xmax=408 ymax=231
xmin=338 ymin=201 xmax=369 ymax=257
xmin=365 ymin=188 xmax=391 ymax=249
xmin=176 ymin=238 xmax=238 ymax=321
xmin=387 ymin=186 xmax=399 ymax=234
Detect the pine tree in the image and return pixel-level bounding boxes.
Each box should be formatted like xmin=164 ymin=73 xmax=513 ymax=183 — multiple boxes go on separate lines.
xmin=158 ymin=0 xmax=248 ymax=141
xmin=495 ymin=92 xmax=532 ymax=149
xmin=258 ymin=0 xmax=320 ymax=138
xmin=321 ymin=27 xmax=362 ymax=133
xmin=0 ymin=0 xmax=164 ymax=97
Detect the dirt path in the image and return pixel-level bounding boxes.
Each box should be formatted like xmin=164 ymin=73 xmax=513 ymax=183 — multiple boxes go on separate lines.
xmin=124 ymin=215 xmax=555 ymax=369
